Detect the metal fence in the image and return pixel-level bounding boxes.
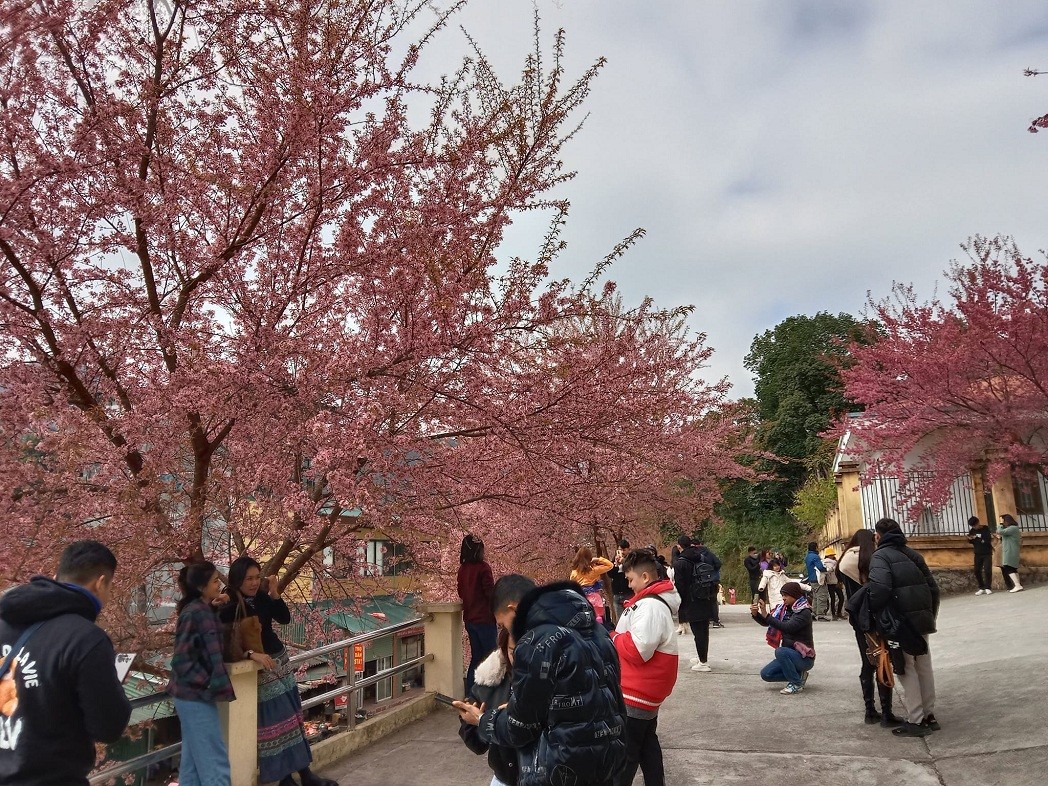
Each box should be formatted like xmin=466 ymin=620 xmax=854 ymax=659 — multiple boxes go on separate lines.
xmin=859 ymin=469 xmax=1048 ymax=533
xmin=88 ymin=615 xmax=432 ymax=786
xmin=859 ymin=472 xmax=977 ymax=535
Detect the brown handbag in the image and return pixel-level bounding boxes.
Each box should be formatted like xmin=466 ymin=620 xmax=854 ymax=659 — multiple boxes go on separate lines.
xmin=222 ymin=597 xmax=264 ymax=661
xmin=864 ymin=631 xmax=895 ymax=688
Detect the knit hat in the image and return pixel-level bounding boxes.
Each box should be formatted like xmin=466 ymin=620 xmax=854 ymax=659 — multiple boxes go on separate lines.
xmin=780 ymin=582 xmax=805 ymax=601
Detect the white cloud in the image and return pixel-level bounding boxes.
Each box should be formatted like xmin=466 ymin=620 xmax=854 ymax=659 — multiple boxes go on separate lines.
xmin=416 ymin=1 xmax=1048 ymax=396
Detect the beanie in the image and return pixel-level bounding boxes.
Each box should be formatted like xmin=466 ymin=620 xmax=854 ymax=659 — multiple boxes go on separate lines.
xmin=780 ymin=582 xmax=805 ymax=601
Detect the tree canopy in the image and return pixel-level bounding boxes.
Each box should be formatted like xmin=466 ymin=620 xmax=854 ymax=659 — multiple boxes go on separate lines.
xmin=744 ymin=311 xmax=865 ymax=509
xmin=0 ymin=0 xmax=745 ymax=640
xmin=842 ymin=235 xmax=1048 ymax=509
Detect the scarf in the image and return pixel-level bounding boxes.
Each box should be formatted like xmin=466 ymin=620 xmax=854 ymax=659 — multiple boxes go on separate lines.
xmin=765 ymin=595 xmax=810 ymax=648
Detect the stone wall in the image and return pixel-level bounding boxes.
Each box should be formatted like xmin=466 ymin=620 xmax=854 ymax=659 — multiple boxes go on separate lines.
xmin=930 ymin=565 xmax=1047 ymax=595
xmin=897 ymin=532 xmax=1048 ymax=596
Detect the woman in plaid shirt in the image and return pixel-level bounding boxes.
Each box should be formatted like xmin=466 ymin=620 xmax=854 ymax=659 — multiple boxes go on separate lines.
xmin=168 ymin=562 xmax=238 ymax=786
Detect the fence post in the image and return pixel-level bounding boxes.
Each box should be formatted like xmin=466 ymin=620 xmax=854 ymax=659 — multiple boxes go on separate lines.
xmin=420 ymin=602 xmax=463 ymax=699
xmin=218 ymin=660 xmax=260 ymax=786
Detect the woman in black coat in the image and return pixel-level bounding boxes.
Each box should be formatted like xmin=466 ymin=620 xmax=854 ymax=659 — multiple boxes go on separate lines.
xmin=837 ymin=529 xmax=903 ymax=727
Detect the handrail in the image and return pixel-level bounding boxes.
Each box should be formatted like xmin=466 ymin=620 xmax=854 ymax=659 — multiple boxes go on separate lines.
xmin=89 ymin=614 xmax=431 ymax=785
xmin=286 ymin=614 xmax=429 ymax=666
xmin=90 ymin=743 xmax=181 ymax=785
xmin=299 ymin=652 xmax=433 ymax=710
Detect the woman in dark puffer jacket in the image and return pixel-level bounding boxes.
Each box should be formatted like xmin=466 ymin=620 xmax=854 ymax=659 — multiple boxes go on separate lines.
xmin=477 ymin=581 xmax=627 ymax=786
xmin=867 ymin=518 xmax=941 ymax=737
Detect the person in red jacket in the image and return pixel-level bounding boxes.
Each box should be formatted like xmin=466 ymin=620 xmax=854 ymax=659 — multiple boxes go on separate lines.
xmin=610 ymin=549 xmax=681 ymax=786
xmin=457 ymin=534 xmax=497 ymax=695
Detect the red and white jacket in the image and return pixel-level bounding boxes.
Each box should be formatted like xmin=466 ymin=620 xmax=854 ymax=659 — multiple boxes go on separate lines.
xmin=611 ymin=579 xmax=680 ymax=713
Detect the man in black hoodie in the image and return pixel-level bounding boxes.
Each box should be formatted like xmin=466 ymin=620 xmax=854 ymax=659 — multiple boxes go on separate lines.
xmin=673 ymin=536 xmax=722 ymax=672
xmin=0 ymin=540 xmax=133 ymax=785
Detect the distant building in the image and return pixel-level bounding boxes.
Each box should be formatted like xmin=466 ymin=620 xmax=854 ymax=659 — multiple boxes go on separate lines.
xmin=826 ymin=413 xmax=1047 ymax=590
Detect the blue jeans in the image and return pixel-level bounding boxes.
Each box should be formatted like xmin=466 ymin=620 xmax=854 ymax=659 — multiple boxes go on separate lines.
xmin=464 ymin=622 xmax=498 ymax=695
xmin=173 ymin=698 xmax=231 ymax=786
xmin=760 ymin=647 xmax=814 ymax=685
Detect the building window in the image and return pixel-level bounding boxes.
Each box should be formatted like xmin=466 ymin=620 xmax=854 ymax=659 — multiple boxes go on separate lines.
xmin=376 ymin=656 xmax=394 ymax=701
xmin=1013 ymin=470 xmax=1045 ymax=515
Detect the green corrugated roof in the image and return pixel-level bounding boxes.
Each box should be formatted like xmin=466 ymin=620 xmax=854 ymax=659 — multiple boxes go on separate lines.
xmin=124 ymin=673 xmax=176 ymax=725
xmin=324 ymin=594 xmax=420 ymax=634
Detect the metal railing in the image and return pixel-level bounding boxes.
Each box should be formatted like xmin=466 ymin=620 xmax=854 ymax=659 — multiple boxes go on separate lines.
xmin=89 ymin=615 xmax=431 ymax=785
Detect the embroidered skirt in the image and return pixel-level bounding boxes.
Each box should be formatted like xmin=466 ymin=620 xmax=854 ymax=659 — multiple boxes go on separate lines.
xmin=257 ymin=647 xmax=313 ymax=781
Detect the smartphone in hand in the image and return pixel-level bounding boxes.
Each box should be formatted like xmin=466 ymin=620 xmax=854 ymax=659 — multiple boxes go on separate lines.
xmin=433 ymin=693 xmax=460 ymax=707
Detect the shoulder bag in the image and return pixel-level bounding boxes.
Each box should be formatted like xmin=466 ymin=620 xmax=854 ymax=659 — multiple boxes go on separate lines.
xmin=222 ymin=597 xmax=264 ymax=661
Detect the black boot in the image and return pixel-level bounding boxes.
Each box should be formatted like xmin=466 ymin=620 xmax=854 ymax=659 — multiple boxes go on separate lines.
xmin=300 ymin=769 xmax=339 ymax=786
xmin=878 ymin=682 xmax=905 ymax=727
xmin=860 ymin=672 xmax=879 ymax=724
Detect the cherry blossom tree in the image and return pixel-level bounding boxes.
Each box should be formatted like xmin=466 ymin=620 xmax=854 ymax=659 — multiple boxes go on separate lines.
xmin=0 ymin=0 xmax=745 ymax=638
xmin=841 ymin=235 xmax=1048 ymax=507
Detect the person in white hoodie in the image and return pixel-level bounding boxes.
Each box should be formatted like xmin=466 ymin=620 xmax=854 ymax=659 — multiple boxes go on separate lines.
xmin=758 ymin=559 xmax=809 ymax=611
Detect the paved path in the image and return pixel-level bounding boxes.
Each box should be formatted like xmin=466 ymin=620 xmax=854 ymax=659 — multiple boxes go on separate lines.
xmin=322 ymin=585 xmax=1047 ymax=785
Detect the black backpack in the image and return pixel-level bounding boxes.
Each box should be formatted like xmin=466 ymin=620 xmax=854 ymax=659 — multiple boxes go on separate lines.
xmin=684 ymin=557 xmax=716 ymax=602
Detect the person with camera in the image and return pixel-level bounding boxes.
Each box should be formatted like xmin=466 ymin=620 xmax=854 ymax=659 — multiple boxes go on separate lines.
xmin=750 ymin=581 xmax=815 ymax=696
xmin=221 ymin=556 xmax=337 ymax=786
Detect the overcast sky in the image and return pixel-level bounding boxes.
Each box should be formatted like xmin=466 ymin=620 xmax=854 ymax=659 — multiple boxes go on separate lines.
xmin=418 ymin=1 xmax=1048 ymax=398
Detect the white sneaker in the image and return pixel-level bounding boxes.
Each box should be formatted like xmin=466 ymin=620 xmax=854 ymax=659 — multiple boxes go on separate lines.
xmin=985 ymin=589 xmax=992 ymax=595
xmin=1009 ymin=585 xmax=1023 ymax=593
xmin=689 ymin=657 xmax=701 ymax=664
xmin=691 ymin=662 xmax=711 ymax=672
xmin=975 ymin=589 xmax=985 ymax=595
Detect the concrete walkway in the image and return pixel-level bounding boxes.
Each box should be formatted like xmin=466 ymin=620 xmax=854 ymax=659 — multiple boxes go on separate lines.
xmin=322 ymin=585 xmax=1047 ymax=785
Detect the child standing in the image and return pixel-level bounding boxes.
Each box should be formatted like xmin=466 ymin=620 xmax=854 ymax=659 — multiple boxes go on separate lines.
xmin=168 ymin=562 xmax=236 ymax=786
xmin=610 ymin=549 xmax=680 ymax=786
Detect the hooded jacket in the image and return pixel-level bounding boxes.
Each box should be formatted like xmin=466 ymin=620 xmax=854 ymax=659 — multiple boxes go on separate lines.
xmin=743 ymin=554 xmax=762 ymax=580
xmin=0 ymin=577 xmax=132 ymax=786
xmin=672 ymin=546 xmax=721 ymax=624
xmin=868 ymin=530 xmax=940 ymax=636
xmin=460 ymin=649 xmax=518 ymax=785
xmin=611 ymin=579 xmax=680 ymax=716
xmin=478 ymin=581 xmax=626 ymax=786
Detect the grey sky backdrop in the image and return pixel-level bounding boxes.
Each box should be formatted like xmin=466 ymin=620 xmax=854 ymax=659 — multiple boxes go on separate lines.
xmin=418 ymin=1 xmax=1048 ymax=398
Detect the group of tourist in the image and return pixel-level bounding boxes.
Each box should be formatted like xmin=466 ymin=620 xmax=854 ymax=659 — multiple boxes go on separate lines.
xmin=454 ymin=536 xmax=680 ymax=786
xmin=0 ymin=511 xmax=1031 ymax=786
xmin=0 ymin=541 xmax=336 ymax=786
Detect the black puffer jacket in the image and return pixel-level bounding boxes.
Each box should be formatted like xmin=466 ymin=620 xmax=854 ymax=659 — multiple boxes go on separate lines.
xmin=752 ymin=601 xmax=815 ymax=652
xmin=867 ymin=530 xmax=940 ymax=635
xmin=478 ymin=582 xmax=626 ymax=786
xmin=673 ymin=546 xmax=721 ymax=624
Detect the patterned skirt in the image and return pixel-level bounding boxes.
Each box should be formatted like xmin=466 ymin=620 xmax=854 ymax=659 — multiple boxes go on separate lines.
xmin=257 ymin=647 xmax=313 ymax=782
